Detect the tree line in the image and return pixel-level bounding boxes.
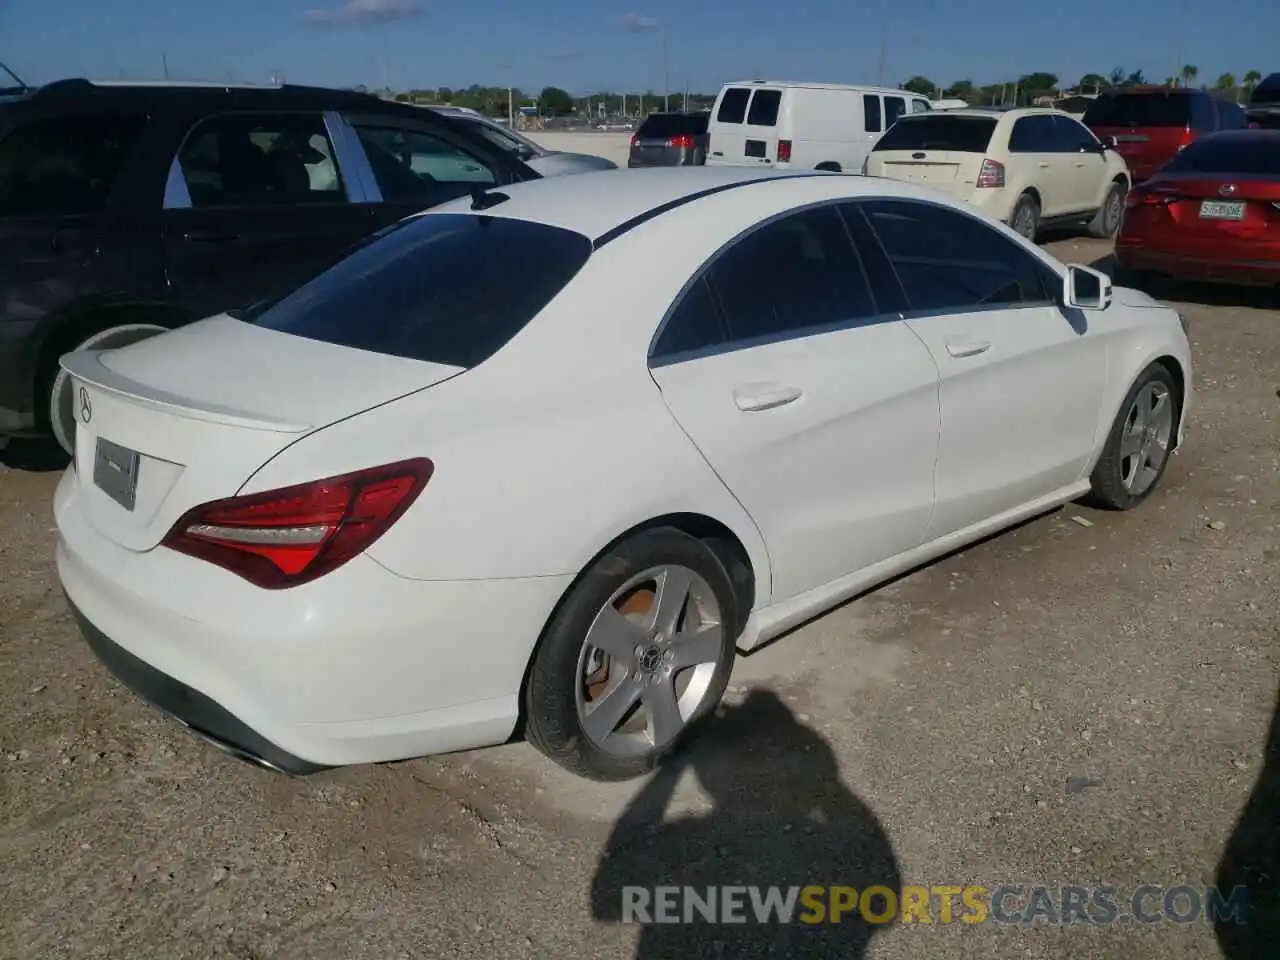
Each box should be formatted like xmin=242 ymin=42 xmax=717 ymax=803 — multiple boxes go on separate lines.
xmin=352 ymin=66 xmax=1269 ymax=119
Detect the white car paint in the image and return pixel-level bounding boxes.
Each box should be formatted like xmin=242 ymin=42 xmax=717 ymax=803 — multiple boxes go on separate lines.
xmin=54 ymin=167 xmax=1191 ymax=773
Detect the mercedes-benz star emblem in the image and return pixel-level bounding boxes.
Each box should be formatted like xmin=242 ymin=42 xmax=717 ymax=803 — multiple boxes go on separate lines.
xmin=78 ymin=386 xmax=92 ymax=424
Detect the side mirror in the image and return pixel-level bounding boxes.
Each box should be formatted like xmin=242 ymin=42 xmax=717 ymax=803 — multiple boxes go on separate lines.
xmin=1064 ymin=264 xmax=1113 ymax=310
xmin=1100 ymin=135 xmax=1118 ymax=150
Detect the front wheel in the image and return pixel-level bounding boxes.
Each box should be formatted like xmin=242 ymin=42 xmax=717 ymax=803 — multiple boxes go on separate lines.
xmin=1085 ymin=363 xmax=1181 ymax=511
xmin=47 ymin=323 xmax=170 ymax=455
xmin=524 ymin=528 xmax=740 ymax=781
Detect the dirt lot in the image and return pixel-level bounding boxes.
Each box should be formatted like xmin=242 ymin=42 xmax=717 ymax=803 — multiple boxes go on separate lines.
xmin=1 ymin=236 xmax=1277 ymax=960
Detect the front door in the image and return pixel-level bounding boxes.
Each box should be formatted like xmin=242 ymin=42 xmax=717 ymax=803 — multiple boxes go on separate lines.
xmin=647 ymin=203 xmax=940 ymax=604
xmin=853 ymin=198 xmax=1107 ymax=539
xmin=161 ymin=110 xmax=380 ymax=317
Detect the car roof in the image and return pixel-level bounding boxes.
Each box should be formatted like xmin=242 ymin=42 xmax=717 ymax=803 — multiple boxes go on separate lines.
xmin=415 ymin=167 xmax=940 ymax=244
xmin=719 ymin=80 xmax=924 ymax=97
xmin=894 ymin=106 xmax=1061 ymax=120
xmin=1199 ymin=128 xmax=1280 ymax=144
xmin=12 ymin=78 xmax=414 ymax=115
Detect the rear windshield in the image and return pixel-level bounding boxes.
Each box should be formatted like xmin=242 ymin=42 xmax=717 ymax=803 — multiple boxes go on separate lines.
xmin=1162 ymin=137 xmax=1280 ymax=176
xmin=249 ymin=213 xmax=592 ymax=368
xmin=871 ymin=115 xmax=997 ymax=153
xmin=637 ymin=112 xmax=709 ymax=137
xmin=1083 ymin=93 xmax=1191 ymax=127
xmin=1252 ymin=74 xmax=1280 ymax=105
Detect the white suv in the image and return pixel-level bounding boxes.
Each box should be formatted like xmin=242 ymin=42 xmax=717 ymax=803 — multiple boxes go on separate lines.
xmin=864 ymin=107 xmax=1131 ymax=241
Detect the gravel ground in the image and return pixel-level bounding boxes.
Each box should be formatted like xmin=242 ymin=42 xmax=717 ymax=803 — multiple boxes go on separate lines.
xmin=1 ymin=236 xmax=1277 ymax=960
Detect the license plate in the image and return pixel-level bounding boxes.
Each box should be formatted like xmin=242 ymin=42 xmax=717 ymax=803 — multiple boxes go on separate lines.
xmin=93 ymin=437 xmax=141 ymax=511
xmin=1199 ymin=200 xmax=1245 ymax=220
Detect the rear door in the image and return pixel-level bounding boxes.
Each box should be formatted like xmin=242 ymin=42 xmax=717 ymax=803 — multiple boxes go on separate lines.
xmin=707 ymin=86 xmax=782 ymax=166
xmin=1051 ymin=114 xmax=1109 ymax=212
xmin=648 ymin=203 xmax=940 ymax=602
xmin=1007 ymin=115 xmax=1070 ymax=215
xmin=161 ymin=110 xmax=381 ymax=318
xmin=852 ymin=198 xmax=1107 ymax=537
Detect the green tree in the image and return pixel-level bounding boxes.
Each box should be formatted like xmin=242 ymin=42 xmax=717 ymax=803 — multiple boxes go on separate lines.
xmin=1242 ymin=70 xmax=1263 ymax=96
xmin=1017 ymin=72 xmax=1059 ymax=96
xmin=537 ymin=85 xmax=574 ymax=116
xmin=943 ymin=79 xmax=975 ymax=100
xmin=901 ymin=75 xmax=936 ymax=96
xmin=1215 ymin=73 xmax=1237 ymax=97
xmin=1078 ymin=73 xmax=1108 ymax=93
xmin=1180 ymin=64 xmax=1198 ymax=88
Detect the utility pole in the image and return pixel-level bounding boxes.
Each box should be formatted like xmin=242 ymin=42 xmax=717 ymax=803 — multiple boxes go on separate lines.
xmin=877 ymin=20 xmax=886 ymax=86
xmin=162 ymin=52 xmax=170 ymax=80
xmin=662 ymin=29 xmax=670 ymax=112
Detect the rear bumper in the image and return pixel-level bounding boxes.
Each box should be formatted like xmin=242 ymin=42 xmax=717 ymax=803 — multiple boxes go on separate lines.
xmin=1115 ymin=242 xmax=1280 ymax=285
xmin=55 ymin=468 xmax=574 ymax=768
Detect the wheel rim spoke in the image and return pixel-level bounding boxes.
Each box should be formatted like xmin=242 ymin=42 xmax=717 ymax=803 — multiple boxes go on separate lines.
xmin=1120 ymin=426 xmax=1145 ymax=459
xmin=585 ymin=606 xmax=645 ymax=661
xmin=649 ymin=566 xmax=694 ymax=637
xmin=584 ymin=678 xmax=643 ymax=742
xmin=643 ymin=677 xmax=685 ymax=748
xmin=670 ymin=623 xmax=723 ymax=671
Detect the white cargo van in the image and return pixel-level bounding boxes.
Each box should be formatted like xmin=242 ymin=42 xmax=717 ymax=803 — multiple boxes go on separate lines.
xmin=706 ymin=80 xmax=933 ymax=172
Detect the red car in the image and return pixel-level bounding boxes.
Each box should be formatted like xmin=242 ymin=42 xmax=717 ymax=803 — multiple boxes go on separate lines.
xmin=1083 ymin=87 xmax=1247 ymax=183
xmin=1115 ymin=130 xmax=1280 ymax=287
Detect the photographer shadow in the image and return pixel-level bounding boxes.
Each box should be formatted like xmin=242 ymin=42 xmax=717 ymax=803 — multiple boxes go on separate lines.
xmin=591 ymin=689 xmax=900 ymax=958
xmin=1216 ymin=683 xmax=1280 ymax=959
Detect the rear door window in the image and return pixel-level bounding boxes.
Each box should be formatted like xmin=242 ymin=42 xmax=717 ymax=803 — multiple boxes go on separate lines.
xmin=177 ymin=112 xmax=344 ymax=208
xmin=872 ymin=115 xmax=997 ymax=152
xmin=249 ymin=213 xmax=592 ymax=368
xmin=863 ymin=95 xmax=883 ymax=133
xmin=884 ymin=96 xmax=907 ymax=128
xmin=716 ymin=88 xmax=751 ymax=124
xmin=0 ymin=113 xmax=147 ymax=216
xmin=1008 ymin=116 xmax=1056 ymax=152
xmin=1051 ymin=115 xmax=1095 ymax=151
xmin=353 ymin=123 xmax=497 ymax=206
xmin=1083 ymin=93 xmax=1191 ymax=127
xmin=746 ymin=90 xmax=782 ymax=127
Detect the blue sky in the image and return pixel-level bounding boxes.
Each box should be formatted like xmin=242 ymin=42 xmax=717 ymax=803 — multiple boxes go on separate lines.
xmin=2 ymin=0 xmax=1275 ymax=96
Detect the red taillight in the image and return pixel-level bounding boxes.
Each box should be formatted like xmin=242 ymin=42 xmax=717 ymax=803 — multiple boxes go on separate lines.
xmin=630 ymin=135 xmax=639 ymax=148
xmin=1176 ymin=126 xmax=1194 ymax=151
xmin=162 ymin=459 xmax=433 ymax=589
xmin=667 ymin=134 xmax=695 ymax=149
xmin=1126 ymin=188 xmax=1177 ymax=208
xmin=976 ymin=158 xmax=1005 ymax=188
xmin=777 ymin=139 xmax=792 ymax=163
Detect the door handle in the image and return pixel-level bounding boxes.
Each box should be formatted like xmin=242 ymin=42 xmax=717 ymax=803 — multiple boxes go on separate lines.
xmin=1074 ymin=161 xmax=1086 ymax=167
xmin=1037 ymin=161 xmax=1050 ymax=168
xmin=733 ymin=384 xmax=803 ymax=411
xmin=183 ymin=230 xmax=239 ymax=243
xmin=945 ymin=339 xmax=992 ymax=358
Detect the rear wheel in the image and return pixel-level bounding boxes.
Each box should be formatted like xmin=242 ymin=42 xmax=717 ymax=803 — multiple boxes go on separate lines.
xmin=47 ymin=323 xmax=169 ymax=455
xmin=1010 ymin=193 xmax=1041 ymax=242
xmin=1087 ymin=180 xmax=1127 ymax=238
xmin=1085 ymin=363 xmax=1181 ymax=511
xmin=524 ymin=528 xmax=740 ymax=781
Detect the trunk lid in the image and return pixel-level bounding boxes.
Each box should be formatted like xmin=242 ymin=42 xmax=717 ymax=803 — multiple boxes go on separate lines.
xmin=1140 ymin=174 xmax=1280 ymax=239
xmin=63 ymin=315 xmax=462 ymax=552
xmin=867 ymin=149 xmax=981 ymax=200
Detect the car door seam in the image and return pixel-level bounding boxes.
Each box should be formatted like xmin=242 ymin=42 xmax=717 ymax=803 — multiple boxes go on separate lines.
xmin=900 ymin=312 xmax=942 ymax=541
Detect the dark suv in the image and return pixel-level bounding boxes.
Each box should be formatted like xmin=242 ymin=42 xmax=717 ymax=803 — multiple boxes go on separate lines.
xmin=1082 ymin=86 xmax=1247 ymax=182
xmin=1246 ymin=73 xmax=1280 ymax=129
xmin=0 ymin=79 xmax=538 ymax=454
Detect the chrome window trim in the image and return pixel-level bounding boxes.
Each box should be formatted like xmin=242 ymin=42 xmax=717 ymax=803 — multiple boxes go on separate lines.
xmin=324 ymin=110 xmax=381 ymax=203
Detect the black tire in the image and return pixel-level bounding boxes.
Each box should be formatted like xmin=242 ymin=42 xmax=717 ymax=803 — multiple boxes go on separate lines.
xmin=1010 ymin=193 xmax=1041 ymax=242
xmin=524 ymin=527 xmax=740 ymax=781
xmin=1084 ymin=362 xmax=1181 ymax=511
xmin=815 ymin=161 xmax=842 ymax=172
xmin=1087 ymin=179 xmax=1127 ymax=239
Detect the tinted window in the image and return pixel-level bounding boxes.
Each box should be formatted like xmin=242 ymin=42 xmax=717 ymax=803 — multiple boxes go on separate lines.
xmin=250 ymin=214 xmax=592 ymax=368
xmin=1251 ymin=74 xmax=1280 ymax=105
xmin=872 ymin=115 xmax=997 ymax=152
xmin=1052 ymin=115 xmax=1096 ymax=151
xmin=637 ymin=112 xmax=709 ymax=137
xmin=746 ymin=90 xmax=782 ymax=126
xmin=860 ymin=200 xmax=1052 ymax=313
xmin=708 ymin=205 xmax=877 ymax=344
xmin=884 ymin=96 xmax=907 ymax=127
xmin=1162 ymin=137 xmax=1280 ymax=175
xmin=863 ymin=95 xmax=883 ymax=133
xmin=652 ymin=276 xmax=725 ymax=358
xmin=1189 ymin=95 xmax=1214 ymax=131
xmin=1008 ymin=116 xmax=1057 ymax=152
xmin=0 ymin=113 xmax=146 ymax=216
xmin=1083 ymin=93 xmax=1192 ymax=127
xmin=911 ymin=99 xmax=931 ymax=113
xmin=355 ymin=124 xmax=496 ymax=207
xmin=717 ymin=88 xmax=751 ymax=124
xmin=1216 ymin=100 xmax=1247 ymax=130
xmin=177 ymin=113 xmax=343 ymax=208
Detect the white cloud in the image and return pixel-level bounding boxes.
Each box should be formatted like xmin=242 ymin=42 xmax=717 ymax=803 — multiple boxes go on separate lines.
xmin=617 ymin=12 xmax=660 ymax=32
xmin=302 ymin=0 xmax=424 ymax=26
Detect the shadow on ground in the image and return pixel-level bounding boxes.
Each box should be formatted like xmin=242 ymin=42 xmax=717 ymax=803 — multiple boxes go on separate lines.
xmin=1215 ymin=684 xmax=1280 ymax=960
xmin=1088 ymin=253 xmax=1280 ymax=310
xmin=591 ymin=689 xmax=900 ymax=958
xmin=0 ymin=438 xmax=69 ymax=473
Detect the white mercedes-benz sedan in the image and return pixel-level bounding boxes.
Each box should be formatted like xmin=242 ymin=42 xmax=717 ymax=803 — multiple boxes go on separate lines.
xmin=54 ymin=166 xmax=1192 ymax=782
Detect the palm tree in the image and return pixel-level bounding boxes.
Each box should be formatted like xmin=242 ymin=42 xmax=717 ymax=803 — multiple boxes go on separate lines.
xmin=1242 ymin=69 xmax=1263 ymax=97
xmin=1180 ymin=64 xmax=1198 ymax=89
xmin=1215 ymin=73 xmax=1237 ymax=99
